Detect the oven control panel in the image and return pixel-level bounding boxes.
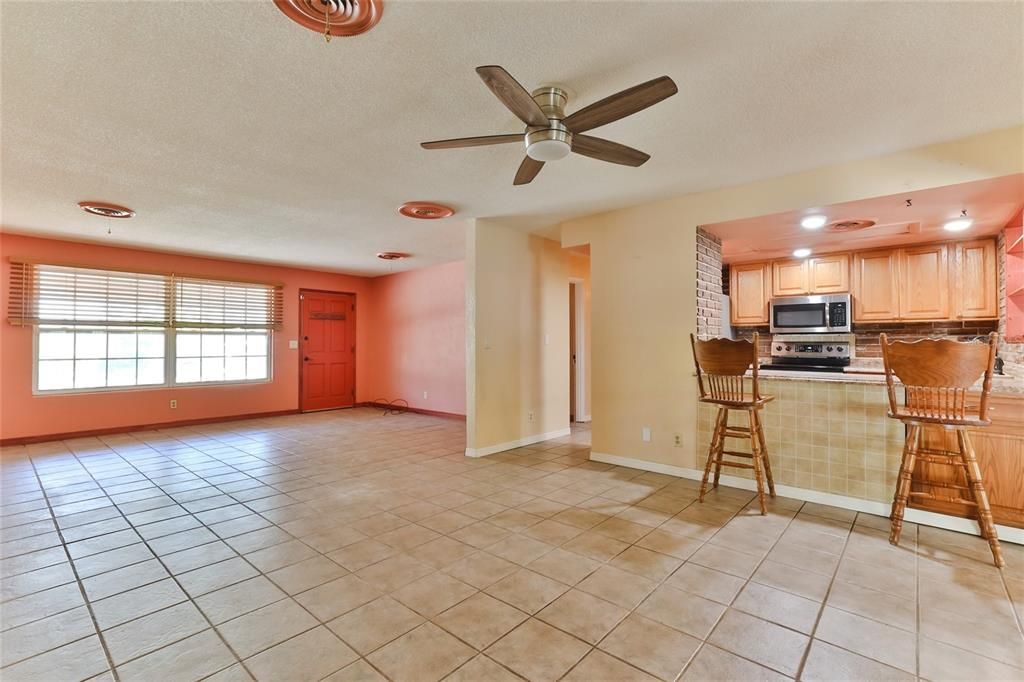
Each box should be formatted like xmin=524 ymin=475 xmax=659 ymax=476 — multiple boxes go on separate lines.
xmin=771 ymin=334 xmax=854 ymax=359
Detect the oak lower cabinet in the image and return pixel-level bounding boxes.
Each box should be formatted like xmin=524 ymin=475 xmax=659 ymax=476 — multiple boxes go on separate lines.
xmin=955 ymin=239 xmax=999 ymax=320
xmin=852 ymin=249 xmax=900 ymax=321
xmin=899 ymin=243 xmax=950 ymax=320
xmin=730 ymin=261 xmax=771 ymax=325
xmin=911 ymin=394 xmax=1024 ymax=529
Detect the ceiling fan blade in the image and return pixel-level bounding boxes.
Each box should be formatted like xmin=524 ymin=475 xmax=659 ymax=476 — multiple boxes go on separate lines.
xmin=572 ymin=135 xmax=650 ymax=167
xmin=476 ymin=65 xmax=549 ymax=128
xmin=563 ymin=76 xmax=677 ymax=133
xmin=421 ymin=134 xmax=523 ymax=150
xmin=514 ymin=156 xmax=544 ymax=185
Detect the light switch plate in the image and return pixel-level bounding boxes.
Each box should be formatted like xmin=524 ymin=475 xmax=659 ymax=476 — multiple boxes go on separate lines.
xmin=288 ymin=340 xmax=299 ymax=349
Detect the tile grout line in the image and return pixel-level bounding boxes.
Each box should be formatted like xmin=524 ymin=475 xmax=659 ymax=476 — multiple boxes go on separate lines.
xmin=792 ymin=511 xmax=864 ymax=681
xmin=18 ymin=452 xmax=122 ymax=681
xmin=54 ymin=439 xmax=261 ymax=680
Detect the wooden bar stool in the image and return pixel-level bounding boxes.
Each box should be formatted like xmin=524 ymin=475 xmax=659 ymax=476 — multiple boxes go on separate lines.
xmin=881 ymin=331 xmax=1003 ymax=568
xmin=690 ymin=332 xmax=775 ymax=515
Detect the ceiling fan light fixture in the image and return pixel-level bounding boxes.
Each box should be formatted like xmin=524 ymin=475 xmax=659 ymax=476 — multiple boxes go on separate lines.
xmin=525 ymin=127 xmax=573 ymax=162
xmin=526 ymin=139 xmax=571 ymax=162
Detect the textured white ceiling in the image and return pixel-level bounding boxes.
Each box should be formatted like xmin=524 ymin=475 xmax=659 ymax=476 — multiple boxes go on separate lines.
xmin=2 ymin=1 xmax=1022 ymax=275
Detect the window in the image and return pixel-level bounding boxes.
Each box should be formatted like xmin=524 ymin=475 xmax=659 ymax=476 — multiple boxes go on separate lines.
xmin=37 ymin=325 xmax=166 ymax=391
xmin=175 ymin=330 xmax=269 ymax=384
xmin=9 ymin=261 xmax=283 ymax=393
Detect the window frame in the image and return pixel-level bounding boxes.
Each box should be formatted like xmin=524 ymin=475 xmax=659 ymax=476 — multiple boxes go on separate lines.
xmin=32 ymin=326 xmax=274 ymax=396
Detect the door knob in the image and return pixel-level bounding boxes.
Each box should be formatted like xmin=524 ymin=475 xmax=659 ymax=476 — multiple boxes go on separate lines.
xmin=304 ymin=356 xmax=310 ymax=362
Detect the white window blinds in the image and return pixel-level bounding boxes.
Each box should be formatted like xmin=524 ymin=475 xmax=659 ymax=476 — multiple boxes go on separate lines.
xmin=8 ymin=261 xmax=284 ymax=331
xmin=8 ymin=262 xmax=171 ymax=327
xmin=173 ymin=276 xmax=284 ymax=330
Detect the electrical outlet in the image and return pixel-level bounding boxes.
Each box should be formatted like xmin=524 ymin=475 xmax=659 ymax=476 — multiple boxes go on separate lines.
xmin=673 ymin=433 xmax=683 ymax=447
xmin=169 ymin=399 xmax=178 ymax=409
xmin=528 ymin=411 xmax=534 ymax=423
xmin=642 ymin=427 xmax=652 ymax=442
xmin=423 ymin=391 xmax=428 ymax=400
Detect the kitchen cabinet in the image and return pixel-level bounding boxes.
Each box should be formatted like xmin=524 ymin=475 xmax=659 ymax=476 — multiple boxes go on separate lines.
xmin=771 ymin=253 xmax=849 ymax=297
xmin=771 ymin=260 xmax=808 ymax=297
xmin=808 ymin=253 xmax=850 ymax=293
xmin=729 ymin=237 xmax=995 ymax=325
xmin=899 ymin=243 xmax=950 ymax=320
xmin=912 ymin=393 xmax=1024 ymax=529
xmin=954 ymin=239 xmax=998 ymax=320
xmin=730 ymin=261 xmax=771 ymax=325
xmin=852 ymin=249 xmax=900 ymax=321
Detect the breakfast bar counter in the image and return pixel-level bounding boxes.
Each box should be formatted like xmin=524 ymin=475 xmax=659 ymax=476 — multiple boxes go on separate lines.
xmin=698 ymin=374 xmax=1024 ymax=530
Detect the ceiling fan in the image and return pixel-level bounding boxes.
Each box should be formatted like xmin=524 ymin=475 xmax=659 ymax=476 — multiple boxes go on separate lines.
xmin=421 ymin=66 xmax=678 ymax=186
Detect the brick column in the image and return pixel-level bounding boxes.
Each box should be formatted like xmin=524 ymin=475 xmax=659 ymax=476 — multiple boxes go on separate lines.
xmin=696 ymin=227 xmax=723 ymax=339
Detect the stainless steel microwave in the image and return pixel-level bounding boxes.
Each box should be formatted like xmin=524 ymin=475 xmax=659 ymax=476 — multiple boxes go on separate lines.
xmin=769 ymin=294 xmax=851 ymax=334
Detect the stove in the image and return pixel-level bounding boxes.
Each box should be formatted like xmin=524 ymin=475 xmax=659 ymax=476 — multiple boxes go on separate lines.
xmin=760 ymin=333 xmax=853 ymax=373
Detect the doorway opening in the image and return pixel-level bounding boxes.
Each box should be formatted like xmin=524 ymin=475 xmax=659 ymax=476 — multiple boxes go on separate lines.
xmin=299 ymin=289 xmax=356 ymax=412
xmin=569 ymin=278 xmax=586 ymax=423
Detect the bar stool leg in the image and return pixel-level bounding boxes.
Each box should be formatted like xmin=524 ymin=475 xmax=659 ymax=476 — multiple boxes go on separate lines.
xmin=890 ymin=423 xmax=920 ymax=546
xmin=712 ymin=409 xmax=727 ymax=490
xmin=754 ymin=410 xmax=776 ymax=498
xmin=957 ymin=429 xmax=1005 ymax=568
xmin=699 ymin=408 xmax=726 ymax=502
xmin=748 ymin=410 xmax=767 ymax=515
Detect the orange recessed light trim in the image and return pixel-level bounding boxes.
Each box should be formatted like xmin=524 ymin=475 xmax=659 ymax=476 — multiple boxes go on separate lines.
xmin=377 ymin=252 xmax=410 ymax=260
xmin=78 ymin=201 xmax=135 ymax=218
xmin=398 ymin=202 xmax=455 ymax=220
xmin=274 ymin=0 xmax=383 ymax=37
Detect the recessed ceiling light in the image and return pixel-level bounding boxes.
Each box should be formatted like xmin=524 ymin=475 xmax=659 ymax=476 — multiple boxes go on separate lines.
xmin=79 ymin=201 xmax=135 ymax=219
xmin=943 ymin=218 xmax=973 ymax=232
xmin=800 ymin=215 xmax=827 ymax=230
xmin=377 ymin=252 xmax=410 ymax=260
xmin=398 ymin=202 xmax=455 ymax=220
xmin=793 ymin=248 xmax=812 ymax=258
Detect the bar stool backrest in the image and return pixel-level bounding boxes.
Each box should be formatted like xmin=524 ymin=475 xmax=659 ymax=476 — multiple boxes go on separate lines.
xmin=690 ymin=333 xmax=761 ymax=404
xmin=880 ymin=331 xmax=998 ymax=424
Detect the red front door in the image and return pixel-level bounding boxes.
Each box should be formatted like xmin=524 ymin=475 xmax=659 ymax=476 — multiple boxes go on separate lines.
xmin=300 ymin=290 xmax=355 ymax=412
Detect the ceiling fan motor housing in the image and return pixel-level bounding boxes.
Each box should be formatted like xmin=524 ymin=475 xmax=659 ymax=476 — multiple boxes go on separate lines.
xmin=526 ymin=87 xmax=572 ymax=161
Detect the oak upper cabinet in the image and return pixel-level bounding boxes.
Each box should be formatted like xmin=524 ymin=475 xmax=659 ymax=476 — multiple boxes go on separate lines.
xmin=731 ymin=261 xmax=771 ymax=325
xmin=899 ymin=243 xmax=950 ymax=320
xmin=954 ymin=239 xmax=998 ymax=320
xmin=771 ymin=259 xmax=808 ymax=297
xmin=771 ymin=253 xmax=849 ymax=297
xmin=852 ymin=249 xmax=900 ymax=321
xmin=807 ymin=253 xmax=850 ymax=293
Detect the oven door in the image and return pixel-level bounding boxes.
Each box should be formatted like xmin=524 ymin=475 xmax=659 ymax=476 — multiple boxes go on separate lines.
xmin=770 ymin=301 xmax=830 ymax=333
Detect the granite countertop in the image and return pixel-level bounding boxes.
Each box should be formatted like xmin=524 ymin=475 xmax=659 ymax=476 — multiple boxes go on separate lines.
xmin=747 ymin=360 xmax=1024 ymax=396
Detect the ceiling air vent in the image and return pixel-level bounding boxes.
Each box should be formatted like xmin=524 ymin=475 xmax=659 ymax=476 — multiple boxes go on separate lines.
xmin=827 ymin=219 xmax=876 ymax=232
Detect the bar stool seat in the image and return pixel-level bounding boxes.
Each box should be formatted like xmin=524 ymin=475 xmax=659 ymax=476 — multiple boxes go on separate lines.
xmin=690 ymin=332 xmax=776 ymax=515
xmin=881 ymin=331 xmax=1004 ymax=568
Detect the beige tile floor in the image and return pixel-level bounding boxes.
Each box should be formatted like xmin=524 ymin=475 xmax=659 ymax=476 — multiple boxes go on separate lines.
xmin=2 ymin=408 xmax=1023 ymax=681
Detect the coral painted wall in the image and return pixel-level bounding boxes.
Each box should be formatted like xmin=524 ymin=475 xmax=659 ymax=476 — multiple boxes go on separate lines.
xmin=0 ymin=233 xmax=374 ymax=440
xmin=363 ymin=261 xmax=466 ymax=416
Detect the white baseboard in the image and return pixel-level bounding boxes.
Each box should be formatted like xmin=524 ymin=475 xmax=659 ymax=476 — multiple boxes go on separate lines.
xmin=590 ymin=451 xmax=1024 ymax=546
xmin=466 ymin=428 xmax=573 ymax=458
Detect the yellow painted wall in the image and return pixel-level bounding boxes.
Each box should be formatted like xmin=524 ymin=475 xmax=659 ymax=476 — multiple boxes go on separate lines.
xmin=466 ymin=219 xmax=570 ymax=454
xmin=560 ymin=125 xmax=1024 ymax=470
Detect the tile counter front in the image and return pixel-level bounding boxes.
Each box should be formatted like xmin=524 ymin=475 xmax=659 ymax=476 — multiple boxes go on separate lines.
xmin=698 ymin=379 xmax=905 ymax=504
